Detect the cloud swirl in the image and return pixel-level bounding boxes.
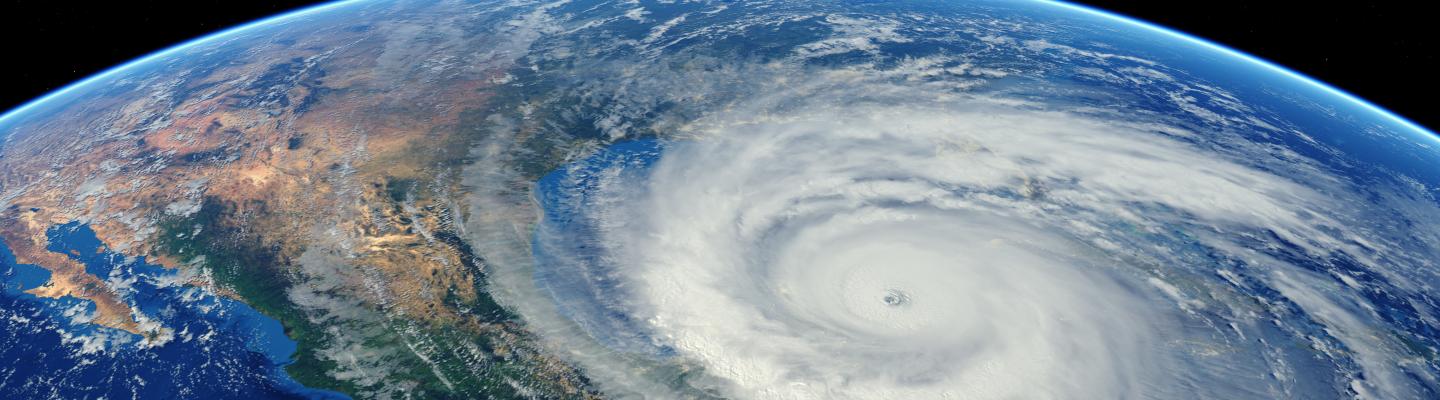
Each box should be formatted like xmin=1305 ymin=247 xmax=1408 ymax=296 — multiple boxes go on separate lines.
xmin=525 ymin=81 xmax=1440 ymax=398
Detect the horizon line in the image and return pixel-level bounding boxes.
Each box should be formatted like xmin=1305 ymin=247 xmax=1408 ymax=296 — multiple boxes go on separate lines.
xmin=1 ymin=0 xmax=1433 ymax=142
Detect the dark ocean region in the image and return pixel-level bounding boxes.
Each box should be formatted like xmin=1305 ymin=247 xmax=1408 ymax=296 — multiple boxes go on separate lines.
xmin=0 ymin=222 xmax=347 ymax=399
xmin=532 ymin=139 xmax=675 ymax=357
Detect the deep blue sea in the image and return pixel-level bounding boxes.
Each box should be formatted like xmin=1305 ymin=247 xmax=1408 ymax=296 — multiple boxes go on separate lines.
xmin=0 ymin=222 xmax=345 ymax=399
xmin=531 ymin=139 xmax=674 ymax=357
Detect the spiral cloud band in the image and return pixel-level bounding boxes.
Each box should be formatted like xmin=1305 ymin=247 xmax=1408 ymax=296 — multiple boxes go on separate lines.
xmin=520 ymin=85 xmax=1440 ymax=398
xmin=599 ymin=109 xmax=1172 ymax=399
xmin=401 ymin=2 xmax=1440 ymax=398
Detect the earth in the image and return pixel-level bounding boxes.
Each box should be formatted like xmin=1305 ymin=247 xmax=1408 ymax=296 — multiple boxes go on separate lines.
xmin=3 ymin=0 xmax=1440 ymax=399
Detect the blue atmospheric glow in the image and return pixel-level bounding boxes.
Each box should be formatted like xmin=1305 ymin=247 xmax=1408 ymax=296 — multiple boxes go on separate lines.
xmin=1 ymin=0 xmax=1432 ymax=143
xmin=0 ymin=0 xmax=363 ymax=126
xmin=1044 ymin=1 xmax=1438 ymax=142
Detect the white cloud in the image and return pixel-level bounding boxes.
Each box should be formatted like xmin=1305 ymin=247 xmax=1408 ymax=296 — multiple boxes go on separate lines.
xmin=521 ymin=78 xmax=1437 ymax=398
xmin=794 ymin=15 xmax=912 ymax=59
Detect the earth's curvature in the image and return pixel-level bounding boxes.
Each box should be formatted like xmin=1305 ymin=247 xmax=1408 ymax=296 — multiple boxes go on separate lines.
xmin=3 ymin=0 xmax=1440 ymax=399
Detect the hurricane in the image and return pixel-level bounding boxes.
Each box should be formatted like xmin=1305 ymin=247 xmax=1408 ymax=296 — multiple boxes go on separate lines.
xmin=517 ymin=75 xmax=1440 ymax=399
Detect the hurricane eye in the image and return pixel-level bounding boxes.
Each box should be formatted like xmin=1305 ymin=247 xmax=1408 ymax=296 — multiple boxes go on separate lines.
xmin=881 ymin=289 xmax=909 ymax=307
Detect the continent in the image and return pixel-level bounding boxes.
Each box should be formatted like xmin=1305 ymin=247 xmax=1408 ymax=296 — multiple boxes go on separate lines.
xmin=0 ymin=1 xmax=598 ymax=398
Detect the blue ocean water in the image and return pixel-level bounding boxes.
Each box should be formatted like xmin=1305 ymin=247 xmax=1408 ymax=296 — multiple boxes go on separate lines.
xmin=0 ymin=222 xmax=346 ymax=399
xmin=532 ymin=139 xmax=675 ymax=357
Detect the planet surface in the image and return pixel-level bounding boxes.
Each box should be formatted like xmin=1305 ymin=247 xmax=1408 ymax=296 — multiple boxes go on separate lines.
xmin=3 ymin=0 xmax=1440 ymax=398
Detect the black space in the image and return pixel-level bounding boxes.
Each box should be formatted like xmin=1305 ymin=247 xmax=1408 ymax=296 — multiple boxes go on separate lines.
xmin=1083 ymin=2 xmax=1437 ymax=130
xmin=0 ymin=1 xmax=323 ymax=109
xmin=1 ymin=1 xmax=1435 ymax=130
